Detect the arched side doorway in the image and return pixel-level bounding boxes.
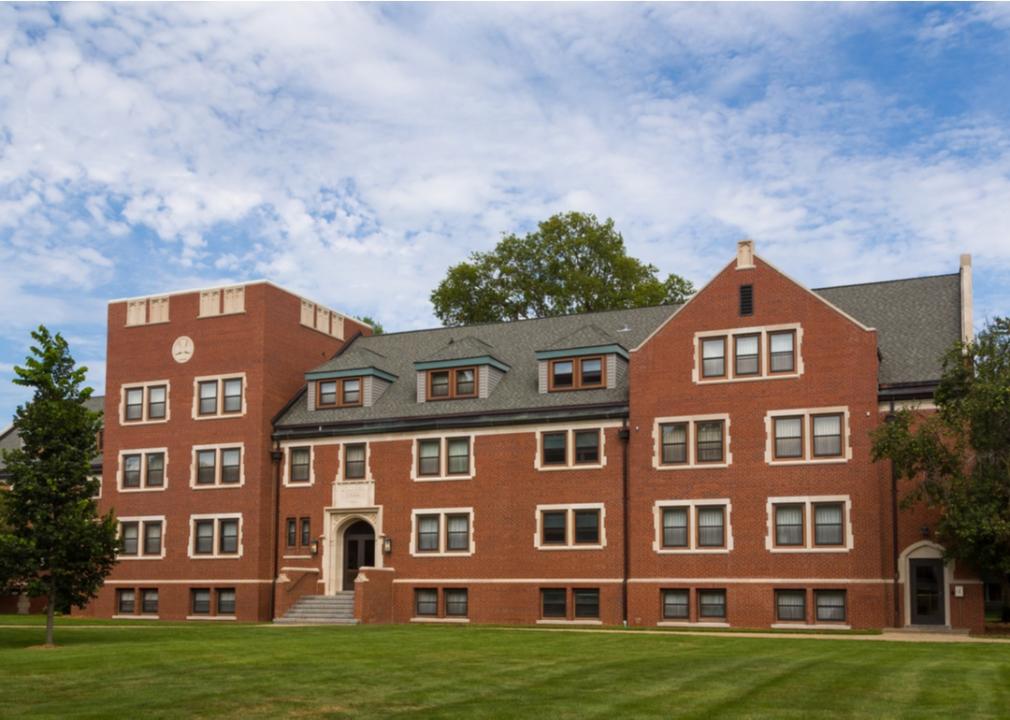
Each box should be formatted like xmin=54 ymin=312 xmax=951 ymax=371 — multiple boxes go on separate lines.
xmin=342 ymin=520 xmax=375 ymax=591
xmin=898 ymin=540 xmax=952 ymax=627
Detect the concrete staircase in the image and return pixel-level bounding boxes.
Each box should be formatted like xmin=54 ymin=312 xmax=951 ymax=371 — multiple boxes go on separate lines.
xmin=274 ymin=593 xmax=358 ymax=625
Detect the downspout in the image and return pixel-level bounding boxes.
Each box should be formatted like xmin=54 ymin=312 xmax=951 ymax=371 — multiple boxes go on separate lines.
xmin=619 ymin=422 xmax=631 ymax=627
xmin=885 ymin=406 xmax=900 ymax=628
xmin=270 ymin=443 xmax=283 ymax=621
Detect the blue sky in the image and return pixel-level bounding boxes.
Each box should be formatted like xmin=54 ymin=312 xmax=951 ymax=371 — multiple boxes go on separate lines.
xmin=1 ymin=2 xmax=1009 ymax=420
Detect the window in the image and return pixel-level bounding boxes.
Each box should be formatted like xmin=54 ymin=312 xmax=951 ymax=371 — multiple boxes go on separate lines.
xmin=698 ymin=590 xmax=726 ymax=619
xmin=221 ymin=449 xmax=240 ymax=484
xmin=538 ymin=506 xmax=605 ymax=549
xmin=146 ymin=453 xmax=165 ymax=487
xmin=542 ymin=511 xmax=567 ymax=545
xmin=660 ymin=423 xmax=687 ymax=465
xmin=192 ymin=516 xmax=241 ymax=557
xmin=286 ymin=518 xmax=297 ymax=548
xmin=774 ymin=417 xmax=803 ymax=458
xmin=123 ymin=454 xmax=141 ymax=488
xmin=574 ymin=510 xmax=600 ymax=544
xmin=427 ymin=367 xmax=477 ymax=400
xmin=222 ymin=378 xmax=242 ymax=413
xmin=662 ymin=508 xmax=688 ymax=548
xmin=195 ymin=377 xmax=243 ymax=417
xmin=739 ymin=284 xmax=753 ymax=316
xmin=197 ymin=450 xmax=216 ymax=485
xmin=814 ymin=504 xmax=844 ymax=546
xmin=415 ymin=437 xmax=473 ymax=479
xmin=445 ymin=589 xmax=468 ymax=617
xmin=141 ymin=589 xmax=159 ymax=614
xmin=812 ymin=414 xmax=842 ymax=457
xmin=697 ymin=507 xmax=725 ymax=547
xmin=191 ymin=588 xmax=211 ymax=615
xmin=573 ymin=589 xmax=599 ymax=619
xmin=701 ymin=337 xmax=726 ymax=378
xmin=198 ymin=381 xmax=217 ymax=415
xmin=446 ymin=514 xmax=469 ymax=551
xmin=415 ymin=589 xmax=438 ymax=617
xmin=574 ymin=430 xmax=600 ymax=464
xmin=815 ymin=590 xmax=846 ymax=622
xmin=548 ymin=356 xmax=606 ymax=391
xmin=147 ymin=385 xmax=166 ymax=419
xmin=416 ymin=515 xmax=440 ymax=552
xmin=217 ymin=588 xmax=236 ymax=615
xmin=769 ymin=331 xmax=795 ymax=373
xmin=144 ymin=522 xmax=163 ymax=555
xmin=734 ymin=334 xmax=760 ymax=376
xmin=123 ymin=451 xmax=165 ymax=490
xmin=696 ymin=421 xmax=724 ymax=463
xmin=119 ymin=519 xmax=162 ymax=558
xmin=412 ymin=510 xmax=473 ymax=555
xmin=775 ymin=505 xmax=804 ymax=546
xmin=342 ymin=378 xmax=361 ymax=405
xmin=195 ymin=520 xmax=214 ymax=554
xmin=120 ymin=522 xmax=139 ymax=555
xmin=541 ymin=588 xmax=566 ymax=618
xmin=317 ymin=378 xmax=362 ymax=408
xmin=662 ymin=589 xmax=689 ymax=619
xmin=193 ymin=446 xmax=243 ymax=487
xmin=318 ymin=380 xmax=337 ymax=406
xmin=219 ymin=519 xmax=239 ymax=554
xmin=125 ymin=388 xmax=143 ymax=421
xmin=289 ymin=447 xmax=311 ymax=484
xmin=300 ymin=517 xmax=311 ymax=547
xmin=417 ymin=440 xmax=441 ymax=477
xmin=542 ymin=432 xmax=567 ymax=465
xmin=122 ymin=383 xmax=168 ymax=423
xmin=344 ymin=444 xmax=366 ymax=480
xmin=447 ymin=438 xmax=470 ymax=475
xmin=776 ymin=590 xmax=806 ymax=622
xmin=116 ymin=589 xmax=135 ymax=614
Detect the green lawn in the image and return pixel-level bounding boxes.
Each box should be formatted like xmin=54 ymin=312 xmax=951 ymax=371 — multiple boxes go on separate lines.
xmin=1 ymin=618 xmax=1008 ymax=719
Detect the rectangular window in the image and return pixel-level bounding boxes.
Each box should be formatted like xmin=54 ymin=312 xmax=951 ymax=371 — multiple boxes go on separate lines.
xmin=774 ymin=417 xmax=804 ymax=459
xmin=217 ymin=588 xmax=236 ymax=615
xmin=318 ymin=378 xmax=362 ymax=407
xmin=542 ymin=432 xmax=567 ymax=465
xmin=446 ymin=514 xmax=469 ymax=551
xmin=123 ymin=454 xmax=142 ymax=488
xmin=573 ymin=430 xmax=600 ymax=464
xmin=318 ymin=381 xmax=338 ymax=407
xmin=776 ymin=590 xmax=806 ymax=622
xmin=696 ymin=421 xmax=724 ymax=463
xmin=417 ymin=440 xmax=441 ymax=477
xmin=541 ymin=588 xmax=566 ymax=618
xmin=697 ymin=507 xmax=725 ymax=547
xmin=219 ymin=519 xmax=239 ymax=554
xmin=446 ymin=438 xmax=470 ymax=475
xmin=143 ymin=521 xmax=162 ymax=555
xmin=814 ymin=504 xmax=844 ymax=546
xmin=542 ymin=511 xmax=567 ymax=545
xmin=698 ymin=590 xmax=726 ymax=619
xmin=289 ymin=447 xmax=311 ymax=483
xmin=550 ymin=360 xmax=574 ymax=389
xmin=662 ymin=508 xmax=688 ymax=548
xmin=120 ymin=522 xmax=139 ymax=555
xmin=147 ymin=385 xmax=166 ymax=419
xmin=775 ymin=505 xmax=804 ymax=546
xmin=548 ymin=356 xmax=607 ymax=391
xmin=429 ymin=371 xmax=450 ymax=398
xmin=660 ymin=423 xmax=687 ymax=464
xmin=415 ymin=589 xmax=437 ymax=617
xmin=222 ymin=378 xmax=242 ymax=413
xmin=445 ymin=588 xmax=468 ymax=617
xmin=145 ymin=453 xmax=165 ymax=487
xmin=769 ymin=331 xmax=795 ymax=373
xmin=812 ymin=414 xmax=843 ymax=457
xmin=455 ymin=368 xmax=475 ymax=397
xmin=574 ymin=510 xmax=600 ymax=544
xmin=191 ymin=588 xmax=211 ymax=615
xmin=196 ymin=450 xmax=217 ymax=485
xmin=116 ymin=589 xmax=135 ymax=614
xmin=341 ymin=378 xmax=361 ymax=405
xmin=198 ymin=381 xmax=218 ymax=415
xmin=701 ymin=337 xmax=726 ymax=378
xmin=734 ymin=334 xmax=760 ymax=376
xmin=194 ymin=520 xmax=214 ymax=554
xmin=300 ymin=517 xmax=311 ymax=547
xmin=573 ymin=589 xmax=600 ymax=619
xmin=220 ymin=448 xmax=241 ymax=484
xmin=141 ymin=589 xmax=159 ymax=614
xmin=579 ymin=357 xmax=604 ymax=387
xmin=815 ymin=590 xmax=846 ymax=622
xmin=662 ymin=589 xmax=689 ymax=619
xmin=344 ymin=443 xmax=366 ymax=479
xmin=125 ymin=388 xmax=144 ymax=421
xmin=416 ymin=515 xmax=439 ymax=552
xmin=286 ymin=518 xmax=296 ymax=548
xmin=427 ymin=367 xmax=476 ymax=400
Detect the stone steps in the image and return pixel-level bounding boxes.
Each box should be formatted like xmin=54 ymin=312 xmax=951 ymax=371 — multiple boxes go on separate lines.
xmin=274 ymin=593 xmax=358 ymax=625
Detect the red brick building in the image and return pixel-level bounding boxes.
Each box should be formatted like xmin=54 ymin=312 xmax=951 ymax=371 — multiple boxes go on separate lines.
xmin=74 ymin=242 xmax=984 ymax=631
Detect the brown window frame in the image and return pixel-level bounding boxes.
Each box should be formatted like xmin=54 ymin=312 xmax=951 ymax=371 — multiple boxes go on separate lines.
xmin=767 ymin=330 xmax=796 ymax=374
xmin=286 ymin=518 xmax=297 ymax=548
xmin=541 ymin=510 xmax=568 ymax=545
xmin=572 ymin=429 xmax=601 ymax=465
xmin=299 ymin=517 xmax=311 ymax=546
xmin=143 ymin=521 xmax=163 ymax=556
xmin=140 ymin=588 xmax=159 ymax=615
xmin=573 ymin=509 xmax=601 ymax=545
xmin=541 ymin=431 xmax=568 ymax=466
xmin=116 ymin=588 xmax=136 ymax=614
xmin=415 ymin=514 xmax=440 ymax=553
xmin=221 ymin=378 xmax=243 ymax=414
xmin=415 ymin=588 xmax=439 ymax=617
xmin=775 ymin=589 xmax=807 ymax=622
xmin=661 ymin=507 xmax=689 ymax=548
xmin=540 ymin=588 xmax=567 ymax=619
xmin=445 ymin=437 xmax=471 ymax=476
xmin=426 ymin=367 xmax=478 ymax=401
xmin=197 ymin=380 xmax=218 ymax=416
xmin=288 ymin=447 xmax=311 ymax=484
xmin=662 ymin=588 xmax=690 ymax=620
xmin=696 ymin=506 xmax=726 ymax=548
xmin=122 ymin=453 xmax=142 ymax=488
xmin=444 ymin=588 xmax=468 ymax=617
xmin=547 ymin=355 xmax=606 ymax=392
xmin=343 ymin=443 xmax=366 ymax=480
xmin=813 ymin=503 xmax=845 ymax=547
xmin=659 ymin=423 xmax=688 ymax=465
xmin=733 ymin=333 xmax=761 ymax=377
xmin=119 ymin=521 xmax=139 ymax=556
xmin=317 ymin=377 xmax=363 ymax=408
xmin=697 ymin=589 xmax=727 ymax=619
xmin=699 ymin=336 xmax=727 ymax=379
xmin=773 ymin=504 xmax=805 ymax=547
xmin=811 ymin=413 xmax=844 ymax=458
xmin=773 ymin=416 xmax=805 ymax=459
xmin=694 ymin=420 xmax=725 ymax=464
xmin=416 ymin=439 xmax=442 ymax=477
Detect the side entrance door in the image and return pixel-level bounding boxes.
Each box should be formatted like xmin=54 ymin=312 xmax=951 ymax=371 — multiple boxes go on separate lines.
xmin=910 ymin=558 xmax=946 ymax=625
xmin=343 ymin=521 xmax=376 ymax=591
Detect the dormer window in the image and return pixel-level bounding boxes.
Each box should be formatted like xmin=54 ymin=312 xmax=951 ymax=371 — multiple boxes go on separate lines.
xmin=318 ymin=378 xmax=362 ymax=408
xmin=427 ymin=367 xmax=477 ymax=401
xmin=548 ymin=356 xmax=605 ymax=391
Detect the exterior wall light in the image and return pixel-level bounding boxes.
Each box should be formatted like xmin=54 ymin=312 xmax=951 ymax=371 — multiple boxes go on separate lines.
xmin=310 ymin=540 xmax=319 ymax=556
xmin=382 ymin=537 xmax=392 ymax=554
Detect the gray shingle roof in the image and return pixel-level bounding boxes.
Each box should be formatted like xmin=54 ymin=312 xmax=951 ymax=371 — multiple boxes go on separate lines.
xmin=276 ymin=305 xmax=680 ymax=428
xmin=542 ymin=323 xmax=622 ymax=353
xmin=0 ymin=395 xmax=104 ymax=472
xmin=813 ymin=273 xmax=962 ymax=386
xmin=419 ymin=336 xmax=502 ymax=364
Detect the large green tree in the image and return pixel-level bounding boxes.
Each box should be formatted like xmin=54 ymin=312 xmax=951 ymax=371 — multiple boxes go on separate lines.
xmin=0 ymin=326 xmax=118 ymax=646
xmin=872 ymin=317 xmax=1010 ymax=620
xmin=430 ymin=212 xmax=694 ymax=326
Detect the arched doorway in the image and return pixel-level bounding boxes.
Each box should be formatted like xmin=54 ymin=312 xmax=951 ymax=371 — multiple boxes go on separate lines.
xmin=342 ymin=520 xmax=375 ymax=591
xmin=899 ymin=540 xmax=951 ymax=627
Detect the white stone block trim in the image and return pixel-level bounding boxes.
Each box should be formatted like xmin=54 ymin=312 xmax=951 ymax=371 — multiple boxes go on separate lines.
xmin=409 ymin=507 xmax=475 ymax=557
xmin=118 ymin=380 xmax=171 ymax=425
xmin=409 ymin=434 xmax=476 ymax=481
xmin=533 ymin=502 xmax=607 ymax=551
xmin=763 ymin=406 xmax=852 ymax=465
xmin=189 ymin=442 xmax=246 ymax=489
xmin=691 ymin=322 xmax=804 ymax=384
xmin=651 ymin=499 xmax=734 ymax=554
xmin=116 ymin=448 xmax=169 ymax=493
xmin=533 ymin=425 xmax=609 ymax=471
xmin=187 ymin=512 xmax=244 ymax=559
xmin=337 ymin=440 xmax=373 ymax=483
xmin=191 ymin=372 xmax=247 ymax=420
xmin=651 ymin=413 xmax=732 ymax=470
xmin=116 ymin=515 xmax=167 ymax=560
xmin=282 ymin=444 xmax=316 ymax=488
xmin=764 ymin=495 xmax=854 ymax=553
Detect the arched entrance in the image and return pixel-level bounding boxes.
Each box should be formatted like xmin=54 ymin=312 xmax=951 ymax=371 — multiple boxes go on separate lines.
xmin=898 ymin=540 xmax=951 ymax=627
xmin=342 ymin=520 xmax=375 ymax=591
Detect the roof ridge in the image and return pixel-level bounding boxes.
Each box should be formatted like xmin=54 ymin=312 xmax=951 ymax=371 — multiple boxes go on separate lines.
xmin=813 ymin=272 xmax=959 ymax=292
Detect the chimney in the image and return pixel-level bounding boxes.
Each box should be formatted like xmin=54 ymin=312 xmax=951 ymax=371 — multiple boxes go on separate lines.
xmin=960 ymin=253 xmax=973 ymax=345
xmin=736 ymin=239 xmax=755 ymax=270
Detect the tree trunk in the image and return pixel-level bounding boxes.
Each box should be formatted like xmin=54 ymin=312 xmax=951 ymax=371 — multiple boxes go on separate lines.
xmin=45 ymin=585 xmax=55 ymax=647
xmin=1001 ymin=575 xmax=1010 ymax=623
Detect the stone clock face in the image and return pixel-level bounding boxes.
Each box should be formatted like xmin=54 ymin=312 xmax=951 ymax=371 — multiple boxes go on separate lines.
xmin=172 ymin=336 xmax=195 ymax=363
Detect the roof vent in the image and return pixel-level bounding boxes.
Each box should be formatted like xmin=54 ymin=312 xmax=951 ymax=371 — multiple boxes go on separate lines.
xmin=736 ymin=239 xmax=755 ymax=270
xmin=739 ymin=285 xmax=753 ymax=316
xmin=617 ymin=324 xmax=631 ymax=333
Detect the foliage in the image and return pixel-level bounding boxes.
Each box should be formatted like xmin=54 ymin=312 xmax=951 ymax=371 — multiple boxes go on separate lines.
xmin=356 ymin=315 xmax=385 ymax=335
xmin=0 ymin=326 xmax=118 ymax=645
xmin=430 ymin=212 xmax=695 ymax=326
xmin=872 ymin=317 xmax=1010 ymax=619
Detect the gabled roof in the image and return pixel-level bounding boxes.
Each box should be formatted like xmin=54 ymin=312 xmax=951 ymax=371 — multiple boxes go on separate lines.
xmin=0 ymin=395 xmax=105 ymax=473
xmin=308 ymin=345 xmax=396 ymax=379
xmin=541 ymin=323 xmax=619 ymax=352
xmin=415 ymin=336 xmax=509 ymax=371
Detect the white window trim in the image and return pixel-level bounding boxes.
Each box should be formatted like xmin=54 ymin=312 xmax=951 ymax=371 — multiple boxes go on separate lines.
xmin=533 ymin=426 xmax=608 ymax=471
xmin=765 ymin=495 xmax=854 ymax=553
xmin=534 ymin=503 xmax=607 ymax=550
xmin=410 ymin=435 xmax=476 ymax=482
xmin=116 ymin=448 xmax=169 ymax=493
xmin=282 ymin=445 xmax=316 ymax=488
xmin=119 ymin=380 xmax=170 ymax=425
xmin=409 ymin=508 xmax=475 ymax=557
xmin=190 ymin=443 xmax=246 ymax=489
xmin=338 ymin=441 xmax=373 ymax=483
xmin=117 ymin=515 xmax=167 ymax=560
xmin=651 ymin=414 xmax=732 ymax=470
xmin=764 ymin=407 xmax=852 ymax=465
xmin=188 ymin=513 xmax=244 ymax=559
xmin=191 ymin=372 xmax=248 ymax=420
xmin=652 ymin=499 xmax=733 ymax=554
xmin=692 ymin=323 xmax=804 ymax=384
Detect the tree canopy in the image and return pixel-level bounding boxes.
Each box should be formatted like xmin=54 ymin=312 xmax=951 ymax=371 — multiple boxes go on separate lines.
xmin=872 ymin=316 xmax=1010 ymax=619
xmin=0 ymin=326 xmax=118 ymax=645
xmin=430 ymin=212 xmax=695 ymax=326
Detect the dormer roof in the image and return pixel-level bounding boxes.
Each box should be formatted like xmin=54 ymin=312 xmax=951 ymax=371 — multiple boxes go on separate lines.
xmin=536 ymin=323 xmax=629 ymax=360
xmin=305 ymin=345 xmax=397 ymax=382
xmin=414 ymin=336 xmax=510 ymax=372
